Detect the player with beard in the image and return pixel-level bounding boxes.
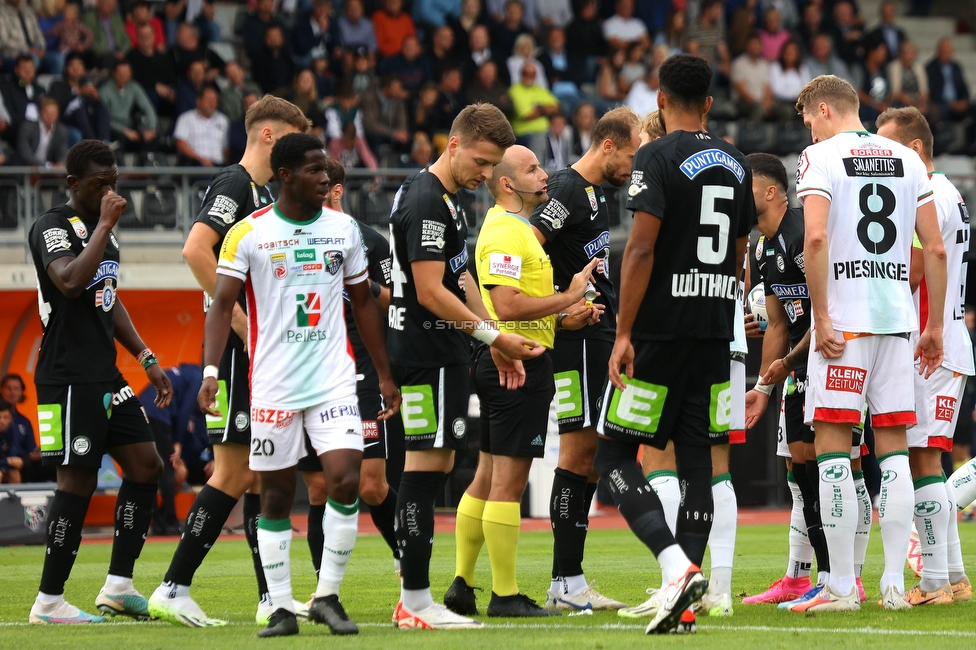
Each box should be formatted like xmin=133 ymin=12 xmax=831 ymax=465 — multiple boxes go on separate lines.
xmin=528 ymin=106 xmax=641 ymax=612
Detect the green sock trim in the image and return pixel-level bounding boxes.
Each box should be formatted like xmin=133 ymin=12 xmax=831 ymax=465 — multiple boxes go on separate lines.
xmin=852 ymin=470 xmax=864 ymax=480
xmin=711 ymin=472 xmax=732 ymax=486
xmin=913 ymin=474 xmax=945 ymax=490
xmin=877 ymin=450 xmax=910 ymax=463
xmin=327 ymin=497 xmax=360 ymax=515
xmin=646 ymin=470 xmax=678 ymax=482
xmin=257 ymin=516 xmax=291 ymax=532
xmin=786 ymin=471 xmax=795 ymax=482
xmin=817 ymin=452 xmax=850 ymax=463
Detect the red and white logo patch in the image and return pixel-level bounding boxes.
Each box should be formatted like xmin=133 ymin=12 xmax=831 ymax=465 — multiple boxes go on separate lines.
xmin=936 ymin=395 xmax=957 ymax=422
xmin=362 ymin=420 xmax=379 ymax=440
xmin=825 ymin=366 xmax=866 ymax=393
xmin=488 ymin=252 xmax=522 ymax=279
xmin=251 ymin=408 xmax=296 ymax=428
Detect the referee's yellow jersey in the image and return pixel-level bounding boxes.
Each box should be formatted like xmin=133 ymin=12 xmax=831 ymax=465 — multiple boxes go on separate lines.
xmin=476 ymin=204 xmax=556 ymax=349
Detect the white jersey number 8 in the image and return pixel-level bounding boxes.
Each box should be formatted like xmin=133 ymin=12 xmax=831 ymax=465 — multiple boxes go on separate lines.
xmin=856 ymin=183 xmax=897 ymax=255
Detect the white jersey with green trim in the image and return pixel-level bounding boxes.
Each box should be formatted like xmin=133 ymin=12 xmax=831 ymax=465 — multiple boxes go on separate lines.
xmin=217 ymin=203 xmax=368 ymax=409
xmin=796 ymin=131 xmax=933 ymax=334
xmin=731 ymin=242 xmax=749 ymax=354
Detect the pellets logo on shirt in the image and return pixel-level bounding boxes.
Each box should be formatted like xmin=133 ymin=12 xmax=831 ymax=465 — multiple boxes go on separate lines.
xmin=936 ymin=395 xmax=957 ymax=422
xmin=825 ymin=366 xmax=866 ymax=393
xmin=296 ymin=293 xmax=322 ymax=327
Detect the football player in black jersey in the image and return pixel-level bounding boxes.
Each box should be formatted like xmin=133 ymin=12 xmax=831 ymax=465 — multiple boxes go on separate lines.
xmin=297 ymin=157 xmax=402 ymax=586
xmin=28 ymin=140 xmax=172 ymax=625
xmin=386 ymin=103 xmax=542 ymax=631
xmin=594 ymin=54 xmax=754 ymax=634
xmin=529 ymin=106 xmax=640 ymax=612
xmin=149 ymin=96 xmax=312 ymax=627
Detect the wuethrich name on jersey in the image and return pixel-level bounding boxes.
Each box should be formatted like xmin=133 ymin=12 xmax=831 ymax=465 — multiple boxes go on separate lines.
xmin=671 ymin=269 xmax=738 ymax=299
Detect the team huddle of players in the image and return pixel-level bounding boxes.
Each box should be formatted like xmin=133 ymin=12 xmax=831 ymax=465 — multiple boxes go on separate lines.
xmin=22 ymin=51 xmax=976 ymax=637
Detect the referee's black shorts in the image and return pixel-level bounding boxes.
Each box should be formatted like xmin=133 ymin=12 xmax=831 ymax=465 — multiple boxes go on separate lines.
xmin=476 ymin=350 xmax=554 ymax=459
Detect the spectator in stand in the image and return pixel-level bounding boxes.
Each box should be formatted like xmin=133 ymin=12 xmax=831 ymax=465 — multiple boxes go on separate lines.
xmin=411 ymin=80 xmax=439 ymax=138
xmin=0 ymin=0 xmax=46 ymax=72
xmin=466 ymin=60 xmax=512 ymax=115
xmin=805 ymin=33 xmax=853 ymax=84
xmin=325 ymin=81 xmax=364 ymax=140
xmin=769 ymin=40 xmax=810 ymax=120
xmin=380 ymin=34 xmax=432 ymax=97
xmin=413 ymin=0 xmax=462 ymax=34
xmin=99 ymin=59 xmax=158 ymax=157
xmin=509 ymin=60 xmax=559 ymax=152
xmin=827 ymin=1 xmax=864 ymax=66
xmin=888 ymin=41 xmax=928 ymax=113
xmin=459 ymin=24 xmax=493 ymax=84
xmin=82 ymin=0 xmax=130 ymax=69
xmin=251 ymin=24 xmax=295 ymax=95
xmin=190 ymin=0 xmax=220 ymax=47
xmin=857 ymin=38 xmax=891 ymax=123
xmin=0 ymin=55 xmax=44 ymax=146
xmin=539 ymin=25 xmax=580 ymax=108
xmin=489 ymin=0 xmax=528 ymax=74
xmin=433 ymin=67 xmax=467 ymax=131
xmin=47 ymin=52 xmax=110 ymax=143
xmin=687 ymin=0 xmax=726 ymax=62
xmin=926 ymin=36 xmax=971 ymax=123
xmin=0 ymin=374 xmax=49 ymax=483
xmin=328 ymin=119 xmax=378 ymax=169
xmin=35 ymin=0 xmax=65 ymax=71
xmin=349 ymin=45 xmax=377 ymax=96
xmin=361 ymin=74 xmax=410 ymax=154
xmin=566 ymin=0 xmax=605 ymax=84
xmin=309 ymin=57 xmax=336 ymax=100
xmin=865 ymin=1 xmax=904 ymax=65
xmin=174 ymin=85 xmax=227 ymax=166
xmin=447 ymin=0 xmax=485 ymax=61
xmin=655 ymin=9 xmax=685 ymax=56
xmin=619 ymin=41 xmax=647 ymax=96
xmin=595 ymin=47 xmax=626 ymax=107
xmin=124 ymin=0 xmax=164 ymax=52
xmin=128 ymin=22 xmax=177 ymax=115
xmin=338 ymin=0 xmax=377 ymax=53
xmin=399 ymin=130 xmax=434 ymax=167
xmin=730 ymin=33 xmax=772 ymax=121
xmin=218 ymin=61 xmax=260 ymax=124
xmin=227 ymin=90 xmax=258 ymax=163
xmin=0 ymin=399 xmax=27 ymax=484
xmin=537 ymin=0 xmax=571 ymax=30
xmin=728 ymin=0 xmax=758 ymax=57
xmin=487 ymin=0 xmax=537 ymax=30
xmin=51 ymin=1 xmax=92 ymax=62
xmin=624 ymin=65 xmax=659 ymax=118
xmin=797 ymin=2 xmax=826 ymax=54
xmin=168 ymin=22 xmax=222 ymax=82
xmin=762 ymin=0 xmax=798 ymax=31
xmin=17 ymin=97 xmax=68 ymax=165
xmin=758 ymin=7 xmax=789 ymax=62
xmin=426 ymin=24 xmax=457 ymax=83
xmin=174 ymin=59 xmax=206 ymax=117
xmin=239 ymin=0 xmax=279 ymax=62
xmin=373 ymin=0 xmax=415 ymax=59
xmin=293 ymin=0 xmax=341 ymax=71
xmin=507 ymin=33 xmax=547 ymax=92
xmin=540 ymin=110 xmax=575 ymax=171
xmin=276 ymin=69 xmax=327 ymax=137
xmin=602 ymin=0 xmax=650 ymax=52
xmin=160 ymin=0 xmax=185 ymax=45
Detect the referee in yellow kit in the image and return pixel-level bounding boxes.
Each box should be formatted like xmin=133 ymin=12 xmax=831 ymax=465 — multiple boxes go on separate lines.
xmin=443 ymin=145 xmax=601 ymax=617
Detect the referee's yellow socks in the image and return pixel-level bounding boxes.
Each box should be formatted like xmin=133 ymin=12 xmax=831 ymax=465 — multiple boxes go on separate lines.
xmin=455 ymin=493 xmax=487 ymax=586
xmin=483 ymin=500 xmax=522 ymax=597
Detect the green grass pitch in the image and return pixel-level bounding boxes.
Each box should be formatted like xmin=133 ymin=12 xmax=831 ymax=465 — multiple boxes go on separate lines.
xmin=3 ymin=522 xmax=975 ymax=649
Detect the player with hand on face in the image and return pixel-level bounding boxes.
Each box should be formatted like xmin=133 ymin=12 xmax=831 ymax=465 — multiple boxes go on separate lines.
xmin=444 ymin=145 xmax=602 ymax=618
xmin=200 ymin=133 xmax=400 ymax=638
xmin=28 ymin=140 xmax=171 ymax=625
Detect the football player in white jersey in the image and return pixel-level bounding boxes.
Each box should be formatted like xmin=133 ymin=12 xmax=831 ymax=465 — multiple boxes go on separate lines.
xmin=876 ymin=107 xmax=973 ymax=606
xmin=200 ymin=133 xmax=401 ymax=637
xmin=792 ymin=75 xmax=947 ymax=612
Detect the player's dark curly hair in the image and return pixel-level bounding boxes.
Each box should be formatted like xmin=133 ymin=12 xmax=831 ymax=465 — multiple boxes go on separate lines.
xmin=270 ymin=133 xmax=324 ymax=181
xmin=65 ymin=139 xmax=116 ymax=178
xmin=659 ymin=53 xmax=712 ymax=110
xmin=747 ymin=152 xmax=789 ymax=194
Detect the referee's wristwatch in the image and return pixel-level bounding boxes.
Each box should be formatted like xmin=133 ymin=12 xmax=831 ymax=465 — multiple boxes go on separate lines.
xmin=556 ymin=313 xmax=570 ymax=330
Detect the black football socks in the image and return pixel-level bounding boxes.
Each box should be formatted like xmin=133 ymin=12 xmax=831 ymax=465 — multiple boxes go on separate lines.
xmin=108 ymin=480 xmax=157 ymax=578
xmin=39 ymin=490 xmax=90 ymax=595
xmin=164 ymin=485 xmax=238 ymax=586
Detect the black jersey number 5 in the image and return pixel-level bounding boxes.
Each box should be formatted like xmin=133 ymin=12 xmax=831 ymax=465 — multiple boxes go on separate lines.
xmin=697 ymin=185 xmax=733 ymax=265
xmin=856 ymin=183 xmax=897 ymax=255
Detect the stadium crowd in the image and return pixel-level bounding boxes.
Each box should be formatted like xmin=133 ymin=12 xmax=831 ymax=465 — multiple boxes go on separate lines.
xmin=0 ymin=0 xmax=967 ymax=171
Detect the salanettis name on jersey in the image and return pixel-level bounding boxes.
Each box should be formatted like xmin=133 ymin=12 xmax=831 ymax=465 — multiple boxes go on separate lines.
xmin=208 ymin=195 xmax=239 ymax=225
xmin=421 ymin=218 xmax=447 ymax=250
xmin=671 ymin=269 xmax=737 ymax=299
xmin=825 ymin=365 xmax=866 ymax=393
xmin=842 ymin=156 xmax=904 ymax=178
xmin=833 ymin=259 xmax=908 ymax=282
xmin=42 ymin=227 xmax=71 ymax=253
xmin=539 ymin=197 xmax=570 ymax=229
xmin=769 ymin=283 xmax=808 ymax=299
xmin=489 ymin=252 xmax=522 ymax=279
xmin=679 ymin=149 xmax=745 ymax=183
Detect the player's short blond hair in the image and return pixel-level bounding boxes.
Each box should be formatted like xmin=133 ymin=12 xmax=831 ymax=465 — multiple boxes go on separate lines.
xmin=876 ymin=106 xmax=933 ymax=160
xmin=244 ymin=95 xmax=311 ymax=134
xmin=795 ymin=75 xmax=859 ymax=117
xmin=640 ymin=110 xmax=665 ymax=141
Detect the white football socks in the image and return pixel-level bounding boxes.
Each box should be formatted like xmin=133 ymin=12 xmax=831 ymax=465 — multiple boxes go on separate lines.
xmin=878 ymin=452 xmax=913 ymax=594
xmin=257 ymin=519 xmax=294 ymax=613
xmin=914 ymin=476 xmax=950 ymax=591
xmin=707 ymin=474 xmax=736 ymax=595
xmin=316 ymin=499 xmax=359 ymax=598
xmin=787 ymin=473 xmax=813 ymax=579
xmin=818 ymin=453 xmax=856 ymax=595
xmin=853 ymin=471 xmax=872 ymax=577
xmin=949 ymin=457 xmax=976 ymax=510
xmin=648 ymin=470 xmax=680 ymax=589
xmin=945 ymin=480 xmax=967 ymax=583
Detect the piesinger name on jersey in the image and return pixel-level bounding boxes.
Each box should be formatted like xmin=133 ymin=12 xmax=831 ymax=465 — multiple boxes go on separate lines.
xmin=671 ymin=269 xmax=737 ymax=299
xmin=833 ymin=259 xmax=908 ymax=282
xmin=826 ymin=366 xmax=866 ymax=393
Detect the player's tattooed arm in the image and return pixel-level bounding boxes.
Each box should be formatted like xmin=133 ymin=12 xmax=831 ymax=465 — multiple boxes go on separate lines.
xmin=113 ymin=299 xmax=172 ymax=407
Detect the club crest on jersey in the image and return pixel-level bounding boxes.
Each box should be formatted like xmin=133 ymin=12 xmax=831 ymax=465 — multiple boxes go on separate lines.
xmin=776 ymin=255 xmax=785 ymax=272
xmin=270 ymin=252 xmax=287 ymax=279
xmin=95 ymin=279 xmax=115 ymax=311
xmin=67 ymin=216 xmax=88 ymax=239
xmin=250 ymin=182 xmax=260 ymax=207
xmin=585 ymin=186 xmax=598 ymax=211
xmin=755 ymin=236 xmax=764 ymax=259
xmin=324 ymin=251 xmax=344 ymax=275
xmin=679 ymin=149 xmax=744 ymax=183
xmin=442 ymin=193 xmax=462 ymax=227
